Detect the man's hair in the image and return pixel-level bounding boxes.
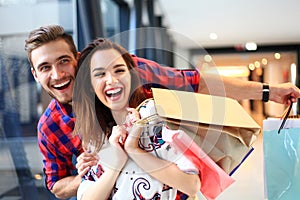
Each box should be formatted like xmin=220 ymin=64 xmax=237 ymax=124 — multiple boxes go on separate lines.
xmin=24 ymin=24 xmax=77 ymax=67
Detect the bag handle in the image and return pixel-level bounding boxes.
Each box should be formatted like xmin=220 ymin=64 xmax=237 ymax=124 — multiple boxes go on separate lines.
xmin=278 ymin=101 xmax=293 ymax=134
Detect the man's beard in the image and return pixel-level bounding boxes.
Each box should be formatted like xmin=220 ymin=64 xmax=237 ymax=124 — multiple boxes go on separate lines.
xmin=48 ymin=92 xmax=72 ymax=105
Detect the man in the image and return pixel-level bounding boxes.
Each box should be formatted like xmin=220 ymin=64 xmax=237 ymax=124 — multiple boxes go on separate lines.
xmin=25 ymin=25 xmax=300 ymax=199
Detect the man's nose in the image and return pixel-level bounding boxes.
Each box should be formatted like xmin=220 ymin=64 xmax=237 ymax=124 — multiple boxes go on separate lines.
xmin=51 ymin=66 xmax=65 ymax=79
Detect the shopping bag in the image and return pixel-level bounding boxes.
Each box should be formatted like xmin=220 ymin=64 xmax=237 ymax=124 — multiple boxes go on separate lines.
xmin=263 ymin=117 xmax=300 ymax=200
xmin=162 ymin=127 xmax=235 ymax=200
xmin=151 ymin=88 xmax=261 ymax=175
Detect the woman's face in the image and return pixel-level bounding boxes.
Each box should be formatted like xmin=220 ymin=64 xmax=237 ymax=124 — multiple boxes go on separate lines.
xmin=90 ymin=49 xmax=131 ymax=111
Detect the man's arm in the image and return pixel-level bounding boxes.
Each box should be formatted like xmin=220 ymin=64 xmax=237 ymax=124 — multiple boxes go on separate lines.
xmin=133 ymin=56 xmax=300 ymax=104
xmin=199 ymin=72 xmax=300 ymax=104
xmin=132 ymin=56 xmax=200 ymax=93
xmin=51 ymin=175 xmax=82 ymax=199
xmin=39 ymin=134 xmax=81 ymax=199
xmin=38 ymin=111 xmax=82 ymax=199
xmin=50 ymin=150 xmax=98 ymax=199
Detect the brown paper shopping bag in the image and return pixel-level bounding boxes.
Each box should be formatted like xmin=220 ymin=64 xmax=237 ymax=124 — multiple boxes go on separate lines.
xmin=135 ymin=98 xmax=235 ymax=200
xmin=151 ymin=88 xmax=261 ymax=175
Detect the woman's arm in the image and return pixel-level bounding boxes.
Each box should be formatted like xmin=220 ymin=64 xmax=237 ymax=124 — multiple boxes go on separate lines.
xmin=79 ymin=126 xmax=128 ymax=200
xmin=79 ymin=168 xmax=120 ymax=200
xmin=124 ymin=125 xmax=200 ymax=197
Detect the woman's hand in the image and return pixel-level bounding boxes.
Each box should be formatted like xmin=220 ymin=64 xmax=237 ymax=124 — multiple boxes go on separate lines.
xmin=106 ymin=125 xmax=128 ymax=169
xmin=123 ymin=107 xmax=141 ymax=131
xmin=123 ymin=107 xmax=142 ymax=153
xmin=109 ymin=125 xmax=128 ymax=147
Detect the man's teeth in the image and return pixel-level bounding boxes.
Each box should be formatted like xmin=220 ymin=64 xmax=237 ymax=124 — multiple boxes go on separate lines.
xmin=106 ymin=88 xmax=121 ymax=95
xmin=54 ymin=80 xmax=70 ymax=88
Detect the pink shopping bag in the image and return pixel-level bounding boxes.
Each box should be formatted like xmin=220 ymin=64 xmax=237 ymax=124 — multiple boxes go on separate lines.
xmin=162 ymin=128 xmax=235 ymax=200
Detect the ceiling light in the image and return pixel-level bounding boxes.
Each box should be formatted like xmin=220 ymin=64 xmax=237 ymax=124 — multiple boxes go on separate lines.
xmin=274 ymin=53 xmax=281 ymax=59
xmin=204 ymin=55 xmax=212 ymax=62
xmin=261 ymin=58 xmax=268 ymax=65
xmin=254 ymin=61 xmax=261 ymax=68
xmin=209 ymin=33 xmax=218 ymax=40
xmin=245 ymin=42 xmax=257 ymax=51
xmin=34 ymin=173 xmax=42 ymax=180
xmin=248 ymin=63 xmax=255 ymax=71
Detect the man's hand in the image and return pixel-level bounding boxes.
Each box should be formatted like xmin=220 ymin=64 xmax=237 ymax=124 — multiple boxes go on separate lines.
xmin=76 ymin=150 xmax=99 ymax=177
xmin=270 ymin=82 xmax=300 ymax=104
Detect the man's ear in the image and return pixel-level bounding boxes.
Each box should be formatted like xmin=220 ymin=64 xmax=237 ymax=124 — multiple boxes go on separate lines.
xmin=76 ymin=52 xmax=81 ymax=60
xmin=31 ymin=67 xmax=39 ymax=83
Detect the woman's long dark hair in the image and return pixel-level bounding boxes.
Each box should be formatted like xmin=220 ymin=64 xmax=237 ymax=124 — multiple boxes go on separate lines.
xmin=73 ymin=38 xmax=147 ymax=152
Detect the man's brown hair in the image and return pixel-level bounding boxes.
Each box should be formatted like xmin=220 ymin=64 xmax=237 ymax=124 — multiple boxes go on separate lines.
xmin=25 ymin=25 xmax=77 ymax=67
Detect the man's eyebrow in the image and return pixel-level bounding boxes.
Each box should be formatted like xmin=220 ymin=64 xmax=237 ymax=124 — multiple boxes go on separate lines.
xmin=36 ymin=62 xmax=48 ymax=70
xmin=36 ymin=55 xmax=72 ymax=69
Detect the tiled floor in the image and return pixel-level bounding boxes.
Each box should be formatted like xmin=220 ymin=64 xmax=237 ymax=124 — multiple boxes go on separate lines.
xmin=215 ymin=133 xmax=265 ymax=200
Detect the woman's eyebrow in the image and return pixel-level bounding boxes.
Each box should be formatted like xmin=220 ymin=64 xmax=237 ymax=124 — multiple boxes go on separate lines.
xmin=112 ymin=64 xmax=126 ymax=68
xmin=92 ymin=64 xmax=126 ymax=72
xmin=92 ymin=67 xmax=105 ymax=72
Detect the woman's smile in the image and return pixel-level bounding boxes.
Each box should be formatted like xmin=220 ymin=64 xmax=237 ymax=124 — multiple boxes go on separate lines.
xmin=105 ymin=87 xmax=124 ymax=101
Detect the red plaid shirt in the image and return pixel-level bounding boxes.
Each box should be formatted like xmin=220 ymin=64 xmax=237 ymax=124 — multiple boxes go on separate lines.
xmin=38 ymin=56 xmax=200 ymax=194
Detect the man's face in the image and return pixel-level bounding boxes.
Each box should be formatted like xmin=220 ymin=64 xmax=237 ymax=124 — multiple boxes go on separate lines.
xmin=30 ymin=39 xmax=78 ymax=104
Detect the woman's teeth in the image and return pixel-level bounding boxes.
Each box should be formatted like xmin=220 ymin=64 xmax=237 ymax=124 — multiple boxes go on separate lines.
xmin=106 ymin=88 xmax=122 ymax=97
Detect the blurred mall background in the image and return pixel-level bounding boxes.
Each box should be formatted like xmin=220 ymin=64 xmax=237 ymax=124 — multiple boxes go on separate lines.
xmin=0 ymin=0 xmax=300 ymax=199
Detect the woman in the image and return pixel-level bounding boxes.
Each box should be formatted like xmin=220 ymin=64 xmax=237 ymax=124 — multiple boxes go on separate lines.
xmin=73 ymin=38 xmax=200 ymax=200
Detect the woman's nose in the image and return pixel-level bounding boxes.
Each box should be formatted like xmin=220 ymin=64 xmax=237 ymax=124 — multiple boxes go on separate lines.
xmin=106 ymin=73 xmax=118 ymax=85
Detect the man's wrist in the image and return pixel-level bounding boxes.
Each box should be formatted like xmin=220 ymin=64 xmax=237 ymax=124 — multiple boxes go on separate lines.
xmin=262 ymin=84 xmax=270 ymax=102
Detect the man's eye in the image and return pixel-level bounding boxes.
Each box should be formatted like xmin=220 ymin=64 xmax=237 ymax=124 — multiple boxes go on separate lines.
xmin=59 ymin=58 xmax=71 ymax=65
xmin=39 ymin=65 xmax=50 ymax=72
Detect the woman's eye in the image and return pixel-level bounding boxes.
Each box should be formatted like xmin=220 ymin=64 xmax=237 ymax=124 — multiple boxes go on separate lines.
xmin=115 ymin=68 xmax=126 ymax=73
xmin=94 ymin=72 xmax=105 ymax=77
